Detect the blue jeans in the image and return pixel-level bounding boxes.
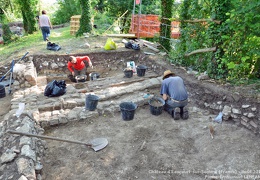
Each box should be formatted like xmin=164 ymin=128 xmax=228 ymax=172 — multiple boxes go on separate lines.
xmin=164 ymin=99 xmax=188 ymax=115
xmin=41 ymin=26 xmax=50 ymax=41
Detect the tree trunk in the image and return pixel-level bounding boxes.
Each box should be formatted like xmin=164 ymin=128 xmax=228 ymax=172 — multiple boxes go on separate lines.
xmin=159 ymin=0 xmax=173 ymax=52
xmin=76 ymin=0 xmax=92 ymax=37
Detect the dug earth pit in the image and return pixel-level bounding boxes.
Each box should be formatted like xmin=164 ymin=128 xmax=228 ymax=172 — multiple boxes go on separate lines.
xmin=0 ymin=50 xmax=259 ymax=180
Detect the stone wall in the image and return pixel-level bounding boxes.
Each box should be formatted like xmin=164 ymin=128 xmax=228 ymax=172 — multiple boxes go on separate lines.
xmin=184 ymin=75 xmax=260 ymax=134
xmin=32 ymin=51 xmax=143 ymax=76
xmin=0 ymin=50 xmax=145 ymax=90
xmin=0 ymin=114 xmax=46 ymax=180
xmin=0 ymin=50 xmax=259 ymax=180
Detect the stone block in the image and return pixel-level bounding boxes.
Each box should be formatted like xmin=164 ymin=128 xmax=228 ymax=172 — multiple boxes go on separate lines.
xmin=49 ymin=117 xmax=59 ymax=126
xmin=38 ymin=104 xmax=54 ymax=112
xmin=240 ymin=120 xmax=250 ymax=128
xmin=249 ymin=121 xmax=258 ymax=128
xmin=59 ymin=114 xmax=68 ymax=124
xmin=67 ymin=110 xmax=78 ymax=121
xmin=242 ymin=105 xmax=250 ymax=108
xmin=36 ymin=76 xmax=47 ymax=86
xmin=247 ymin=113 xmax=255 ymax=118
xmin=16 ymin=158 xmax=36 ymax=177
xmin=0 ymin=151 xmax=17 ymax=163
xmin=232 ymin=108 xmax=241 ymax=114
xmin=40 ymin=121 xmax=49 ymax=128
xmin=53 ymin=101 xmax=62 ymax=110
xmin=65 ymin=99 xmax=77 ymax=109
xmin=21 ymin=145 xmax=36 ymax=161
xmin=241 ymin=116 xmax=250 ymax=123
xmin=52 ymin=110 xmax=60 ymax=116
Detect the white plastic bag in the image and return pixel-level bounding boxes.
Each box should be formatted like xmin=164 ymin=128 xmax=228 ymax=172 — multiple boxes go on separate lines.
xmin=16 ymin=103 xmax=25 ymax=117
xmin=127 ymin=61 xmax=136 ymax=73
xmin=214 ymin=112 xmax=223 ymax=123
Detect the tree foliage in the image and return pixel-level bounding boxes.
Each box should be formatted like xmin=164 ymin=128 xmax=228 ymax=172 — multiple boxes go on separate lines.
xmin=52 ymin=0 xmax=81 ymax=25
xmin=0 ymin=0 xmax=13 ymax=43
xmin=15 ymin=0 xmax=38 ymax=34
xmin=171 ymin=0 xmax=260 ymax=80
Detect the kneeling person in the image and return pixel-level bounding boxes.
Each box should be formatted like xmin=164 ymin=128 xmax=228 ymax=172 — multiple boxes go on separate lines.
xmin=160 ymin=70 xmax=189 ymax=120
xmin=67 ymin=55 xmax=93 ymax=82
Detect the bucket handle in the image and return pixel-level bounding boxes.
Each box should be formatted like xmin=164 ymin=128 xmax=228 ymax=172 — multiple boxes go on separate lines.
xmin=130 ymin=101 xmax=138 ymax=109
xmin=152 ymin=95 xmax=165 ymax=103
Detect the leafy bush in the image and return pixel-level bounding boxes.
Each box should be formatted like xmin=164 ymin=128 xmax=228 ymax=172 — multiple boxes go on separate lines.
xmin=170 ymin=0 xmax=260 ymax=81
xmin=52 ymin=0 xmax=81 ymax=25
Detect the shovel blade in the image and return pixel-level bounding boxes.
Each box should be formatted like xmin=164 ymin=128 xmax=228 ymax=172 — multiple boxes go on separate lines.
xmin=90 ymin=138 xmax=108 ymax=152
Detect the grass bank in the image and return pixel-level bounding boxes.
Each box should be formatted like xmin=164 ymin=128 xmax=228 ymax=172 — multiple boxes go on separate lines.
xmin=0 ymin=26 xmax=72 ymax=64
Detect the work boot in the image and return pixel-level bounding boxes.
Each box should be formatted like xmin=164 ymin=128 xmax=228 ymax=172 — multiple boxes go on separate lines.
xmin=173 ymin=107 xmax=181 ymax=120
xmin=181 ymin=107 xmax=189 ymax=120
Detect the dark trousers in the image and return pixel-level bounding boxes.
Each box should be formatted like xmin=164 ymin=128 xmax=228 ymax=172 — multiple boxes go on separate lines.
xmin=73 ymin=67 xmax=87 ymax=76
xmin=164 ymin=99 xmax=188 ymax=115
xmin=41 ymin=26 xmax=50 ymax=41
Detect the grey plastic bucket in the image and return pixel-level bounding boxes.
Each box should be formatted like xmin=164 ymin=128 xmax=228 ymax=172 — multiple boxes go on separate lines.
xmin=0 ymin=85 xmax=6 ymax=98
xmin=148 ymin=97 xmax=165 ymax=116
xmin=136 ymin=65 xmax=147 ymax=77
xmin=90 ymin=72 xmax=100 ymax=81
xmin=124 ymin=70 xmax=133 ymax=78
xmin=85 ymin=94 xmax=99 ymax=111
xmin=119 ymin=102 xmax=137 ymax=121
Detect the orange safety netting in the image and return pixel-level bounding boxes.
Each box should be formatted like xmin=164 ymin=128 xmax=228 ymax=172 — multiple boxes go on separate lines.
xmin=129 ymin=14 xmax=180 ymax=39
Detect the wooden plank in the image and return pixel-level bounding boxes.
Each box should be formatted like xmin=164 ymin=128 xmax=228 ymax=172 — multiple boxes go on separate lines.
xmin=143 ymin=42 xmax=160 ymax=52
xmin=144 ymin=52 xmax=156 ymax=55
xmin=106 ymin=34 xmax=136 ymax=38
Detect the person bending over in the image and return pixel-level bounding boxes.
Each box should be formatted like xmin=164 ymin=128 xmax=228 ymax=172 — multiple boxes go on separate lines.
xmin=67 ymin=56 xmax=93 ymax=79
xmin=160 ymin=70 xmax=189 ymax=120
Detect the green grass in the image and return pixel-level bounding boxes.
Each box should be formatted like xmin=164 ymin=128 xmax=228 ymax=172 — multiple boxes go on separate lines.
xmin=0 ymin=26 xmax=72 ymax=63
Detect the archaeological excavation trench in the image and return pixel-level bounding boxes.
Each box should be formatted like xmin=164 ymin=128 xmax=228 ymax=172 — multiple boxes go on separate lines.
xmin=0 ymin=50 xmax=260 ymax=180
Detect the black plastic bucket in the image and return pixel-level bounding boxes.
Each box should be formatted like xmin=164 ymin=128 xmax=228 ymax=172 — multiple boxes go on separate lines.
xmin=0 ymin=85 xmax=6 ymax=98
xmin=149 ymin=97 xmax=165 ymax=116
xmin=124 ymin=70 xmax=133 ymax=78
xmin=85 ymin=94 xmax=99 ymax=111
xmin=119 ymin=102 xmax=137 ymax=121
xmin=136 ymin=65 xmax=147 ymax=77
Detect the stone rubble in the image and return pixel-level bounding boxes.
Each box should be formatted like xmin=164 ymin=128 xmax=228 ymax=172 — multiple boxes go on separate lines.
xmin=0 ymin=52 xmax=259 ymax=180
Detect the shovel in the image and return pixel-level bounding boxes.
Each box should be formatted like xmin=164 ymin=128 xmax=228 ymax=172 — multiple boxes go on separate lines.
xmin=8 ymin=60 xmax=15 ymax=94
xmin=7 ymin=130 xmax=108 ymax=152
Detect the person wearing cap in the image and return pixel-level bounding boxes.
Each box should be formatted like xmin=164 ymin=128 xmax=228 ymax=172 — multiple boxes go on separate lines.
xmin=67 ymin=56 xmax=93 ymax=81
xmin=160 ymin=70 xmax=189 ymax=120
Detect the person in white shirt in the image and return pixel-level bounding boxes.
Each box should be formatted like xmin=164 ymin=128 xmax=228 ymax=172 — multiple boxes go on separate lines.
xmin=39 ymin=10 xmax=52 ymax=41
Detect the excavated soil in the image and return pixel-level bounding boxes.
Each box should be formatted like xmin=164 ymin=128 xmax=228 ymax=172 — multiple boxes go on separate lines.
xmin=1 ymin=31 xmax=260 ymax=180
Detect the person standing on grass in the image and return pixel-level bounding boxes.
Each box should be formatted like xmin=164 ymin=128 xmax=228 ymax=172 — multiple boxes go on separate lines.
xmin=160 ymin=70 xmax=189 ymax=120
xmin=39 ymin=10 xmax=52 ymax=41
xmin=67 ymin=56 xmax=93 ymax=78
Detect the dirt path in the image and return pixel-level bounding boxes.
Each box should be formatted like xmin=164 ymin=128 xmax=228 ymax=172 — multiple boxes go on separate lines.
xmin=42 ymin=103 xmax=260 ymax=180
